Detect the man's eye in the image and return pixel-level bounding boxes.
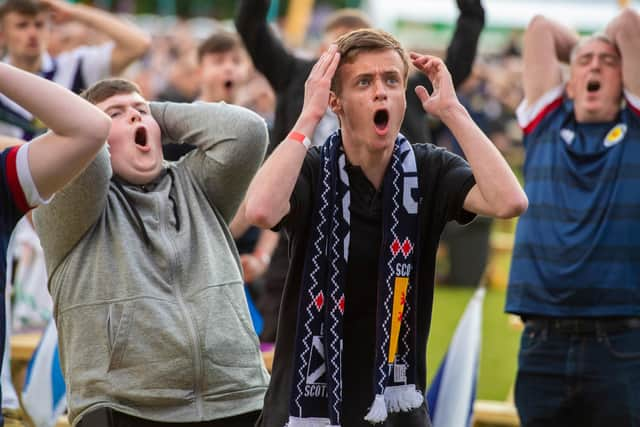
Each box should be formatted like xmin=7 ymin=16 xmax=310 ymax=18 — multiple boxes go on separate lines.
xmin=137 ymin=109 xmax=148 ymax=114
xmin=387 ymin=78 xmax=399 ymax=85
xmin=357 ymin=79 xmax=369 ymax=87
xmin=109 ymin=111 xmax=121 ymax=118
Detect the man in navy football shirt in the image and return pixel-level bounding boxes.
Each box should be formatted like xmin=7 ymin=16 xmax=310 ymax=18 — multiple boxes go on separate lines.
xmin=506 ymin=8 xmax=640 ymax=426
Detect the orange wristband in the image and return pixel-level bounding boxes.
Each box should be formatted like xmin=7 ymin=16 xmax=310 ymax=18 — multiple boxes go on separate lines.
xmin=288 ymin=131 xmax=312 ymax=149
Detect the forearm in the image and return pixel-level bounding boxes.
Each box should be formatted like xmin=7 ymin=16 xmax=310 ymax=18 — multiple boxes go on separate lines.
xmin=522 ymin=16 xmax=577 ymax=103
xmin=446 ymin=0 xmax=485 ymax=88
xmin=0 ymin=64 xmax=109 ymax=140
xmin=253 ymin=229 xmax=279 ymax=262
xmin=235 ymin=0 xmax=297 ymax=91
xmin=246 ymin=114 xmax=316 ymax=229
xmin=529 ymin=16 xmax=578 ymax=64
xmin=69 ymin=4 xmax=150 ymax=72
xmin=441 ymin=103 xmax=526 ymax=217
xmin=236 ymin=0 xmax=269 ymax=32
xmin=605 ymin=8 xmax=640 ymax=95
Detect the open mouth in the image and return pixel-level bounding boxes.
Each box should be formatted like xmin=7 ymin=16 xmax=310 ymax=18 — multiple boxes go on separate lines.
xmin=134 ymin=127 xmax=148 ymax=147
xmin=374 ymin=109 xmax=390 ymax=135
xmin=224 ymin=80 xmax=234 ymax=90
xmin=587 ymin=80 xmax=601 ymax=93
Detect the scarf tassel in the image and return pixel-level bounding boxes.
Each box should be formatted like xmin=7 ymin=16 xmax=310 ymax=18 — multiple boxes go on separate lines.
xmin=364 ymin=394 xmax=388 ymax=423
xmin=384 ymin=384 xmax=424 ymax=413
xmin=363 ymin=386 xmax=424 ymax=424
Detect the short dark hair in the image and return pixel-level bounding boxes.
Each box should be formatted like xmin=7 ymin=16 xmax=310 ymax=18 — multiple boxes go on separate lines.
xmin=331 ymin=29 xmax=409 ymax=95
xmin=324 ymin=9 xmax=371 ymax=34
xmin=197 ymin=31 xmax=241 ymax=63
xmin=80 ymin=78 xmax=141 ymax=105
xmin=0 ymin=0 xmax=46 ymax=21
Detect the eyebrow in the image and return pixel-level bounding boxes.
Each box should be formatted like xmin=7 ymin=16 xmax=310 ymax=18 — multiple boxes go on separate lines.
xmin=105 ymin=102 xmax=148 ymax=112
xmin=352 ymin=70 xmax=401 ymax=81
xmin=578 ymin=52 xmax=620 ymax=61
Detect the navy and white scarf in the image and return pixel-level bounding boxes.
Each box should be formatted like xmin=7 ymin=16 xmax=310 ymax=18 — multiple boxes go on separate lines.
xmin=288 ymin=131 xmax=423 ymax=426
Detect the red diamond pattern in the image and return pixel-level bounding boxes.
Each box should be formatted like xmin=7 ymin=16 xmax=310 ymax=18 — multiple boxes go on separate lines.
xmin=314 ymin=291 xmax=324 ymax=311
xmin=401 ymin=238 xmax=413 ymax=258
xmin=338 ymin=295 xmax=345 ymax=314
xmin=390 ymin=238 xmax=401 ymax=257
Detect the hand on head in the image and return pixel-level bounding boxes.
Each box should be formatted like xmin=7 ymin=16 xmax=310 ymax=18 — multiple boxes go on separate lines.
xmin=410 ymin=53 xmax=459 ymax=118
xmin=302 ymin=44 xmax=341 ymax=122
xmin=39 ymin=0 xmax=74 ymax=24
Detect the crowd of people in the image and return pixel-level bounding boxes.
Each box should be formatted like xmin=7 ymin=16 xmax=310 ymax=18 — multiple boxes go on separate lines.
xmin=0 ymin=0 xmax=638 ymax=426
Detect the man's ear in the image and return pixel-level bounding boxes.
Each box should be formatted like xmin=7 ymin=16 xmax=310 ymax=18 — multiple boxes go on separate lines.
xmin=329 ymin=91 xmax=342 ymax=115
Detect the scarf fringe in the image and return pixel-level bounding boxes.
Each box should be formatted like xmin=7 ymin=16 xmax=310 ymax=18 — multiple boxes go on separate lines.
xmin=286 ymin=416 xmax=335 ymax=427
xmin=384 ymin=384 xmax=424 ymax=413
xmin=364 ymin=394 xmax=388 ymax=424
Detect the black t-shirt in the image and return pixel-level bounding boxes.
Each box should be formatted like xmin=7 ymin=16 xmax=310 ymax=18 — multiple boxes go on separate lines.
xmin=258 ymin=143 xmax=476 ymax=427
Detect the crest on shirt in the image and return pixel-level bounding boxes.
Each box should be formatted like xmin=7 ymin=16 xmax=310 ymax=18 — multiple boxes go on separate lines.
xmin=560 ymin=129 xmax=575 ymax=145
xmin=603 ymin=124 xmax=627 ymax=147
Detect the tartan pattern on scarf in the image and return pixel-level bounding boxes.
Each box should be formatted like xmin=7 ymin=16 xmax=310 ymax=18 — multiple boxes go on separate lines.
xmin=287 ymin=131 xmax=423 ymax=427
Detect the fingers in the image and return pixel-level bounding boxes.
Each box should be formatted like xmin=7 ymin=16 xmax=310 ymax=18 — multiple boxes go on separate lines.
xmin=410 ymin=53 xmax=446 ymax=81
xmin=312 ymin=44 xmax=340 ymax=79
xmin=325 ymin=47 xmax=341 ymax=80
xmin=414 ymin=85 xmax=430 ymax=104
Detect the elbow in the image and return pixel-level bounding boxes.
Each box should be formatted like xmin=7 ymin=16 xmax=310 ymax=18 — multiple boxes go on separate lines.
xmin=241 ymin=109 xmax=269 ymax=155
xmin=86 ymin=111 xmax=111 ymax=149
xmin=617 ymin=8 xmax=640 ymax=37
xmin=526 ymin=15 xmax=554 ymax=40
xmin=528 ymin=15 xmax=549 ymax=32
xmin=245 ymin=197 xmax=281 ymax=230
xmin=134 ymin=34 xmax=152 ymax=58
xmin=495 ymin=193 xmax=528 ymax=219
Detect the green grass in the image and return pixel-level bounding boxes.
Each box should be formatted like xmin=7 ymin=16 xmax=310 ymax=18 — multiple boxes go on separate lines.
xmin=426 ymin=286 xmax=521 ymax=401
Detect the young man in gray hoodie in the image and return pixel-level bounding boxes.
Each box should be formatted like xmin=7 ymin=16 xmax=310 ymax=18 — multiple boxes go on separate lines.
xmin=33 ymin=78 xmax=270 ymax=427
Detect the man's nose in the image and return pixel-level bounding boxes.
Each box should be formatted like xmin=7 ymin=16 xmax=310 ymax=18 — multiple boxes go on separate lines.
xmin=26 ymin=24 xmax=39 ymax=37
xmin=590 ymin=56 xmax=602 ymax=69
xmin=373 ymin=78 xmax=387 ymax=101
xmin=128 ymin=109 xmax=141 ymax=123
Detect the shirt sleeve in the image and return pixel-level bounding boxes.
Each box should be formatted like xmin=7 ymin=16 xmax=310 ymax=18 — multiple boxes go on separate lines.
xmin=16 ymin=143 xmax=52 ymax=208
xmin=625 ymin=89 xmax=640 ymax=118
xmin=516 ymin=86 xmax=564 ymax=135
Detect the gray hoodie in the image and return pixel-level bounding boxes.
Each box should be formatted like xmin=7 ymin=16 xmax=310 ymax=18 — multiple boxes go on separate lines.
xmin=34 ymin=101 xmax=269 ymax=425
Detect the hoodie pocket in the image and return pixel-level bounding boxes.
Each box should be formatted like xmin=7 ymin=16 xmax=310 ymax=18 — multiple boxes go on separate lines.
xmin=106 ymin=300 xmax=136 ymax=371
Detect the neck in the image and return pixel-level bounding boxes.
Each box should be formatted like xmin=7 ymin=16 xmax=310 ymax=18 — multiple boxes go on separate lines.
xmin=342 ymin=134 xmax=394 ymax=190
xmin=10 ymin=53 xmax=42 ymax=74
xmin=574 ymin=108 xmax=618 ymax=123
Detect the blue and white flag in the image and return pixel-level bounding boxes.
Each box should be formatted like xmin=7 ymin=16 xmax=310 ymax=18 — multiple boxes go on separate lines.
xmin=21 ymin=320 xmax=66 ymax=427
xmin=427 ymin=287 xmax=485 ymax=427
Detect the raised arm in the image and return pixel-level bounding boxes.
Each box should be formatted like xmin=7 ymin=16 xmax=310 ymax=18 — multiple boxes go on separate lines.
xmin=41 ymin=0 xmax=150 ymax=75
xmin=412 ymin=53 xmax=527 ymax=219
xmin=522 ymin=15 xmax=578 ymax=105
xmin=235 ymin=0 xmax=299 ymax=91
xmin=605 ymin=8 xmax=640 ymax=97
xmin=0 ymin=63 xmax=110 ymax=201
xmin=408 ymin=0 xmax=484 ymax=93
xmin=403 ymin=0 xmax=484 ymax=143
xmin=245 ymin=45 xmax=340 ymax=229
xmin=150 ymin=101 xmax=268 ymax=223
